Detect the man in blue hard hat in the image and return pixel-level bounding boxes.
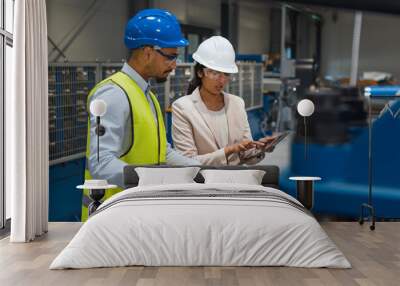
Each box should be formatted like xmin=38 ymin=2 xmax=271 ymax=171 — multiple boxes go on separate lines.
xmin=81 ymin=9 xmax=199 ymax=221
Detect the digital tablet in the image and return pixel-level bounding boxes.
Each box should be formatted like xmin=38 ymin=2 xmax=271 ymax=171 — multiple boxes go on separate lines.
xmin=261 ymin=131 xmax=291 ymax=149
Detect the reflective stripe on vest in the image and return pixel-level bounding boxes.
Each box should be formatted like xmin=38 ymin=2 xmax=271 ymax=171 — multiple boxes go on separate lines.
xmin=81 ymin=71 xmax=167 ymax=221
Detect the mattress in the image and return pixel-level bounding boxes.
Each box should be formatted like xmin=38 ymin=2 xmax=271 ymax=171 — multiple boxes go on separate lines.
xmin=50 ymin=183 xmax=351 ymax=269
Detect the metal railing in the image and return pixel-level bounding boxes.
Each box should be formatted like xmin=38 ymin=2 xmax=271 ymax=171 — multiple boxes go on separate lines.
xmin=49 ymin=63 xmax=97 ymax=164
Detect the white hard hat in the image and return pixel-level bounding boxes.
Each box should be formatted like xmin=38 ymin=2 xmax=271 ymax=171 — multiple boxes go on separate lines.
xmin=192 ymin=36 xmax=238 ymax=74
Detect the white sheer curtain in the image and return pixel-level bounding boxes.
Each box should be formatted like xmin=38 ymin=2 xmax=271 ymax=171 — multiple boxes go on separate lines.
xmin=7 ymin=0 xmax=49 ymax=242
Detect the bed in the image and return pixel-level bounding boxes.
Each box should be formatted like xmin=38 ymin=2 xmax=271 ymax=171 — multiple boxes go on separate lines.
xmin=50 ymin=165 xmax=350 ymax=269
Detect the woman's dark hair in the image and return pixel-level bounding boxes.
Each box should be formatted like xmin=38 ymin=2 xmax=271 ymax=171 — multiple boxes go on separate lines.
xmin=187 ymin=63 xmax=205 ymax=95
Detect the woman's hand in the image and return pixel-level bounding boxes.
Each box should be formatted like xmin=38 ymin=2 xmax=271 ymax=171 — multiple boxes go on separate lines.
xmin=257 ymin=135 xmax=277 ymax=153
xmin=224 ymin=140 xmax=263 ymax=156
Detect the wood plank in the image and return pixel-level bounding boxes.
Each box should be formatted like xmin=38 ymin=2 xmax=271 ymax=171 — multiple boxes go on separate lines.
xmin=0 ymin=222 xmax=399 ymax=286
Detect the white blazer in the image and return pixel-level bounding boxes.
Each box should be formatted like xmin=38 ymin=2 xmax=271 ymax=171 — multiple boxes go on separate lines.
xmin=172 ymin=87 xmax=264 ymax=166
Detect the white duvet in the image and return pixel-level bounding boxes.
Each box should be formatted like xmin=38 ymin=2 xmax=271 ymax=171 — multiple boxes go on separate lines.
xmin=50 ymin=183 xmax=351 ymax=269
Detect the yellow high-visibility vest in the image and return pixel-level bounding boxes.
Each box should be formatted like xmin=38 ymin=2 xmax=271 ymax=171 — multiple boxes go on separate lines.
xmin=81 ymin=71 xmax=167 ymax=221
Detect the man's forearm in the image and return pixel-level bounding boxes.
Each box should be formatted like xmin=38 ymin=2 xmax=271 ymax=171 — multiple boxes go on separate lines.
xmin=88 ymin=153 xmax=127 ymax=188
xmin=166 ymin=142 xmax=200 ymax=165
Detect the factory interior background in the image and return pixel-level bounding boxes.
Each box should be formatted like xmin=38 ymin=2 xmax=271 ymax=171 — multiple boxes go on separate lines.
xmin=2 ymin=1 xmax=400 ymax=285
xmin=1 ymin=0 xmax=400 ymax=228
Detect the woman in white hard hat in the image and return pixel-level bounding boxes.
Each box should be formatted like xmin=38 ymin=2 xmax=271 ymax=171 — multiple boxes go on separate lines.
xmin=171 ymin=36 xmax=275 ymax=165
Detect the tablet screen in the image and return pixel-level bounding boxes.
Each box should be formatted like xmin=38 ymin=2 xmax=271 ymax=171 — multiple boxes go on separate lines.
xmin=268 ymin=131 xmax=291 ymax=148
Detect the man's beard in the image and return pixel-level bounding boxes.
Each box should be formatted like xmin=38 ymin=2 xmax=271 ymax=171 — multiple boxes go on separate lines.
xmin=155 ymin=69 xmax=173 ymax=83
xmin=155 ymin=76 xmax=168 ymax=83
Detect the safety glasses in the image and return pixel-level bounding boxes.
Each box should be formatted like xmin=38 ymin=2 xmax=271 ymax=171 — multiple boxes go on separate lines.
xmin=203 ymin=68 xmax=231 ymax=81
xmin=154 ymin=47 xmax=179 ymax=62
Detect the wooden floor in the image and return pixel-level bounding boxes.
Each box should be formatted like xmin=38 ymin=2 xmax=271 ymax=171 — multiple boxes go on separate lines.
xmin=0 ymin=222 xmax=399 ymax=286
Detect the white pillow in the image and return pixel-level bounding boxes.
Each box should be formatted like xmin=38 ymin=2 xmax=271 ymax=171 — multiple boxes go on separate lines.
xmin=135 ymin=167 xmax=201 ymax=186
xmin=200 ymin=169 xmax=266 ymax=185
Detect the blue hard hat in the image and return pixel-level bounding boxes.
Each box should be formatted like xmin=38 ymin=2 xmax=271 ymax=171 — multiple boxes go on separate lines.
xmin=124 ymin=9 xmax=189 ymax=49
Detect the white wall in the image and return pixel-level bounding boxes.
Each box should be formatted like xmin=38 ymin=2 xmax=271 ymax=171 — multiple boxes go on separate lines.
xmin=237 ymin=1 xmax=270 ymax=54
xmin=321 ymin=10 xmax=400 ymax=80
xmin=46 ymin=0 xmax=129 ymax=62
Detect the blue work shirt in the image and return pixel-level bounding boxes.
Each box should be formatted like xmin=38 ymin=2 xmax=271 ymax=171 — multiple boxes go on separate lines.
xmin=88 ymin=63 xmax=199 ymax=187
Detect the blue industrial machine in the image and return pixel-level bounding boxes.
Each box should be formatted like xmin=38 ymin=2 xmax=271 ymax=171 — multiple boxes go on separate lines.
xmin=281 ymin=86 xmax=400 ymax=219
xmin=365 ymin=85 xmax=400 ymax=97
